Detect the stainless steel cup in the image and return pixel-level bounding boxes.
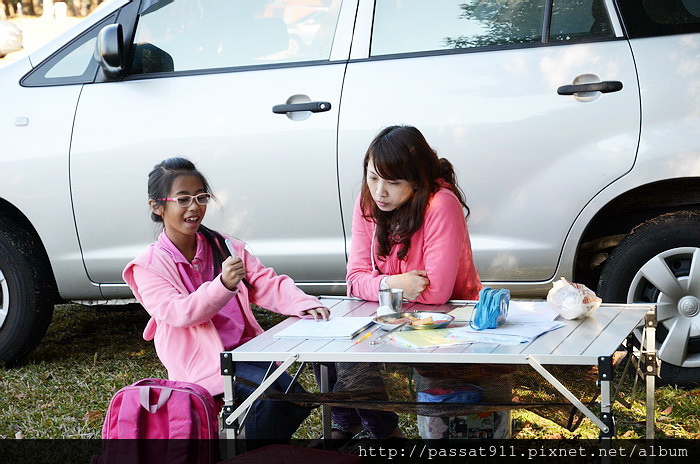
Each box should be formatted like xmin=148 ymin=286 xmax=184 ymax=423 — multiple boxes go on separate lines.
xmin=378 ymin=288 xmax=403 ymax=312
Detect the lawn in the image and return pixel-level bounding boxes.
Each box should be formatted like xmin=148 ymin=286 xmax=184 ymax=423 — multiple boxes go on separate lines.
xmin=1 ymin=303 xmax=698 ymax=439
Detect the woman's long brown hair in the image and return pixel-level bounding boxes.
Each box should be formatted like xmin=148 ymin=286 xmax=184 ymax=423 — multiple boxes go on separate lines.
xmin=360 ymin=125 xmax=469 ymax=260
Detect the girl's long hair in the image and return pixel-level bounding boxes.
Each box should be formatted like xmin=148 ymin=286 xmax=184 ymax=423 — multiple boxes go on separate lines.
xmin=360 ymin=125 xmax=469 ymax=260
xmin=147 ymin=157 xmax=230 ymax=274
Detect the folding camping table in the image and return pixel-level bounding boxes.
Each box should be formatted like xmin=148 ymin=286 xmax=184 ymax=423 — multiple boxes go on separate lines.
xmin=220 ymin=297 xmax=657 ymax=442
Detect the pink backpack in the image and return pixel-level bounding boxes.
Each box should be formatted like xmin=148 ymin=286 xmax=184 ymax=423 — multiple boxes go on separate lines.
xmin=95 ymin=378 xmax=219 ymax=463
xmin=102 ymin=378 xmax=219 ymax=439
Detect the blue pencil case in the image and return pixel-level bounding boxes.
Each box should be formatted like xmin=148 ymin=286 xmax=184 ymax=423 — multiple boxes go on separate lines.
xmin=417 ymin=385 xmax=483 ymax=404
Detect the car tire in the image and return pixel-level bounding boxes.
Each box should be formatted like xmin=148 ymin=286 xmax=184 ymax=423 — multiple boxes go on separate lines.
xmin=597 ymin=210 xmax=700 ymax=387
xmin=0 ymin=217 xmax=55 ymax=365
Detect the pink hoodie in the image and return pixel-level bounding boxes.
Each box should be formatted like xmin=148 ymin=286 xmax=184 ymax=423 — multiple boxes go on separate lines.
xmin=123 ymin=232 xmax=324 ymax=396
xmin=346 ymin=188 xmax=482 ymax=304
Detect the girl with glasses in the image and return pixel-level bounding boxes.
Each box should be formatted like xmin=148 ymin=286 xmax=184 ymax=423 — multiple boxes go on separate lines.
xmin=123 ymin=157 xmax=329 ymax=440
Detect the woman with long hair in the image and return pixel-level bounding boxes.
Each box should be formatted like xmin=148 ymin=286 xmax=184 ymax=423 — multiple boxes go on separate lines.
xmin=320 ymin=126 xmax=482 ymax=442
xmin=347 ymin=124 xmax=482 ymax=303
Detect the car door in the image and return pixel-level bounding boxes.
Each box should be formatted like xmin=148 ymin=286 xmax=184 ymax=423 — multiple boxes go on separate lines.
xmin=338 ymin=0 xmax=641 ymax=288
xmin=70 ymin=0 xmax=353 ymax=295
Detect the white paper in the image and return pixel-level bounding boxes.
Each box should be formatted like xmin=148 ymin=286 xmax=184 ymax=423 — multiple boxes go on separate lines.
xmin=449 ymin=320 xmax=565 ymax=344
xmin=273 ymin=316 xmax=374 ymax=339
xmin=449 ymin=301 xmax=559 ymax=324
xmin=445 ymin=332 xmax=532 ymax=345
xmin=503 ymin=301 xmax=560 ymax=323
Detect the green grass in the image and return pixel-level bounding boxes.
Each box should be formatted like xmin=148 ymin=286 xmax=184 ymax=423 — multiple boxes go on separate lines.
xmin=1 ymin=303 xmax=698 ymax=439
xmin=1 ymin=304 xmax=165 ymax=438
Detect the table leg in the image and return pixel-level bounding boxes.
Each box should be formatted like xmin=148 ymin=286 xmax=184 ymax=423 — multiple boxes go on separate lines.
xmin=599 ymin=355 xmax=614 ymax=464
xmin=320 ymin=363 xmax=332 ymax=440
xmin=598 ymin=355 xmax=614 ymax=437
xmin=223 ymin=354 xmax=299 ymax=428
xmin=644 ymin=309 xmax=657 ymax=440
xmin=527 ymin=355 xmax=609 ymax=433
xmin=220 ymin=352 xmax=239 ymax=458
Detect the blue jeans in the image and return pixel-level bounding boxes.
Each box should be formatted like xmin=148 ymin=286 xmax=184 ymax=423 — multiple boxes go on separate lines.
xmin=233 ymin=361 xmax=312 ymax=440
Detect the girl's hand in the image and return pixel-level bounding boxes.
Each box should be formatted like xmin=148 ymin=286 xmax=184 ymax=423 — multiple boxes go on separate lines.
xmin=302 ymin=307 xmax=330 ymax=321
xmin=221 ymin=256 xmax=246 ymax=291
xmin=386 ymin=270 xmax=429 ymax=300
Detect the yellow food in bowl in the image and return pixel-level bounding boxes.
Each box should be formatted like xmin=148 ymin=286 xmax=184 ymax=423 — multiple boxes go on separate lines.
xmin=411 ymin=316 xmax=434 ymax=326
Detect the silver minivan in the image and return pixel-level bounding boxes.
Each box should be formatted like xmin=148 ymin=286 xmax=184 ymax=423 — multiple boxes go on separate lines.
xmin=1 ymin=0 xmax=699 ymax=385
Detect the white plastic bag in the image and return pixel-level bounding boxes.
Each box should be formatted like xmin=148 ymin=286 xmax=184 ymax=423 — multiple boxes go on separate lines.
xmin=546 ymin=278 xmax=602 ymax=320
xmin=376 ymin=305 xmax=395 ymax=316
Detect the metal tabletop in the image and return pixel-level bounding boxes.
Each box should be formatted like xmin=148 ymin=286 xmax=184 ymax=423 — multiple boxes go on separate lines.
xmin=230 ymin=297 xmax=651 ymax=365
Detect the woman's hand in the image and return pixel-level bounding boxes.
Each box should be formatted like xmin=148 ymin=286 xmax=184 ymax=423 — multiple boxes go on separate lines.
xmin=386 ymin=270 xmax=430 ymax=300
xmin=221 ymin=256 xmax=246 ymax=291
xmin=302 ymin=307 xmax=330 ymax=321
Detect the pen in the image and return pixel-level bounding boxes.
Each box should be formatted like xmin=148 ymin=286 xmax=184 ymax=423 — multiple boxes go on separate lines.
xmin=353 ymin=331 xmax=374 ymax=345
xmin=224 ymin=239 xmax=251 ymax=288
xmin=370 ymin=320 xmax=408 ymax=345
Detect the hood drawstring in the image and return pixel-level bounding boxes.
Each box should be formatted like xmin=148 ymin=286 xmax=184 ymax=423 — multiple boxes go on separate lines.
xmin=371 ymin=223 xmax=377 ymax=272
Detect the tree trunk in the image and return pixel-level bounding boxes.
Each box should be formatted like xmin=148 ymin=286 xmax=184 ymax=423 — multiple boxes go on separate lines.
xmin=20 ymin=0 xmax=35 ymax=16
xmin=65 ymin=0 xmax=78 ymax=17
xmin=6 ymin=0 xmax=17 ymax=17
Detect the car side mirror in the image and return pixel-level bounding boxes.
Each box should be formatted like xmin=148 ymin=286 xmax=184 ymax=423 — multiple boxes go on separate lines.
xmin=96 ymin=24 xmax=124 ymax=77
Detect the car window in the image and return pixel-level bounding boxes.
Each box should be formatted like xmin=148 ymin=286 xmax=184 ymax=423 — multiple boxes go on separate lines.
xmin=370 ymin=0 xmax=545 ymax=56
xmin=616 ymin=0 xmax=700 ymax=38
xmin=130 ymin=0 xmax=342 ymax=74
xmin=21 ymin=14 xmax=114 ymax=86
xmin=550 ymin=0 xmax=615 ymax=42
xmin=44 ymin=39 xmax=97 ymax=78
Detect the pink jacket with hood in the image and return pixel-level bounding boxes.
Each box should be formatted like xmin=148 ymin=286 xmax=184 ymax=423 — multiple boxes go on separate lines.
xmin=123 ymin=232 xmax=323 ymax=396
xmin=346 ymin=187 xmax=482 ymax=304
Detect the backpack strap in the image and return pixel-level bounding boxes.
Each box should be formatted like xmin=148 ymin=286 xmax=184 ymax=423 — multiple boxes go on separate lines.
xmin=114 ymin=388 xmax=144 ymax=439
xmin=139 ymin=386 xmax=172 ymax=413
xmin=115 ymin=386 xmax=195 ymax=439
xmin=163 ymin=392 xmax=199 ymax=464
xmin=159 ymin=388 xmax=196 ymax=439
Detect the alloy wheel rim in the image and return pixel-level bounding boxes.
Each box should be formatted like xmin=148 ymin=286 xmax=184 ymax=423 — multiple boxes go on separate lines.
xmin=0 ymin=267 xmax=8 ymax=330
xmin=628 ymin=247 xmax=700 ymax=368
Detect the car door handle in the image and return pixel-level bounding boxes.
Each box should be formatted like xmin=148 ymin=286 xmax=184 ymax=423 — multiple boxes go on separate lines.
xmin=272 ymin=101 xmax=332 ymax=114
xmin=557 ymin=81 xmax=623 ymax=95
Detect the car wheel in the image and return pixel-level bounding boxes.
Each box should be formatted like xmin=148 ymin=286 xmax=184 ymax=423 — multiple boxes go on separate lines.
xmin=0 ymin=218 xmax=55 ymax=365
xmin=597 ymin=211 xmax=700 ymax=386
